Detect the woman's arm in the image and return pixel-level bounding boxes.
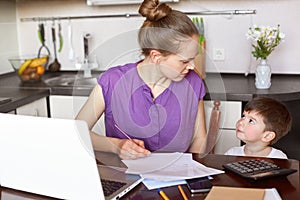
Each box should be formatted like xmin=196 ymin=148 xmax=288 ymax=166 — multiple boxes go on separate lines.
xmin=188 ymin=99 xmax=207 ymax=153
xmin=75 ymin=84 xmax=150 ymax=159
xmin=75 ymin=84 xmax=111 ymax=151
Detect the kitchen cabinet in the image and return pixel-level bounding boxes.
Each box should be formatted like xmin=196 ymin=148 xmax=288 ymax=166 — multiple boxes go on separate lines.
xmin=49 ymin=95 xmax=86 ymax=119
xmin=204 ymin=100 xmax=242 ymax=154
xmin=16 ymin=97 xmax=48 ymax=117
xmin=49 ymin=95 xmax=105 ymax=135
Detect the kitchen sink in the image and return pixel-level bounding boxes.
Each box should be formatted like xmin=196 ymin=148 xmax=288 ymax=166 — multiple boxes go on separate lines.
xmin=44 ymin=75 xmax=97 ymax=87
xmin=0 ymin=97 xmax=12 ymax=105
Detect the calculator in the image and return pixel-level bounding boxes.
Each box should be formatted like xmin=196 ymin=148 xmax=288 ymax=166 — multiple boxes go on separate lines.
xmin=223 ymin=159 xmax=297 ymax=181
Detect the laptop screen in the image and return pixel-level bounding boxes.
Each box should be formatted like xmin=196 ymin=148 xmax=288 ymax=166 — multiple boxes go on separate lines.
xmin=0 ymin=113 xmax=104 ymax=199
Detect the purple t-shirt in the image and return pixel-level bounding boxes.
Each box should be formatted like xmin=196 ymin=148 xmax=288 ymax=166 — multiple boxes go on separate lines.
xmin=98 ymin=61 xmax=206 ymax=152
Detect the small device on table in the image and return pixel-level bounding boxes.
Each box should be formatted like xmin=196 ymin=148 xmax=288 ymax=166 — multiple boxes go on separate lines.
xmin=223 ymin=159 xmax=297 ymax=181
xmin=186 ymin=176 xmax=212 ymax=193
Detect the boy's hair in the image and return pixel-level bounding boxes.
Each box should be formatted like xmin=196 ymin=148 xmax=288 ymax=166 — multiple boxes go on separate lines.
xmin=244 ymin=97 xmax=292 ymax=145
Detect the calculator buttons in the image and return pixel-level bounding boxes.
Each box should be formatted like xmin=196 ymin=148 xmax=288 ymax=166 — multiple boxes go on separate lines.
xmin=223 ymin=159 xmax=297 ymax=181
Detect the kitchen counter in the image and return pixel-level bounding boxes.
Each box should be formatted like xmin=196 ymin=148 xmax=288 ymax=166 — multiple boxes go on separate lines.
xmin=204 ymin=73 xmax=300 ymax=101
xmin=0 ymin=87 xmax=50 ymax=113
xmin=0 ymin=71 xmax=101 ymax=113
xmin=1 ymin=71 xmax=300 ymax=112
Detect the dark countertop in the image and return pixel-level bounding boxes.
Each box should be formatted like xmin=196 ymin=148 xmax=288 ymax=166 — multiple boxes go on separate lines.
xmin=0 ymin=71 xmax=100 ymax=113
xmin=1 ymin=71 xmax=300 ymax=113
xmin=0 ymin=87 xmax=50 ymax=113
xmin=204 ymin=73 xmax=300 ymax=102
xmin=0 ymin=71 xmax=99 ymax=96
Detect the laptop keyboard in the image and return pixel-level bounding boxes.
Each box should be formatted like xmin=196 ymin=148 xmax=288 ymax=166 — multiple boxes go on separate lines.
xmin=101 ymin=179 xmax=127 ymax=197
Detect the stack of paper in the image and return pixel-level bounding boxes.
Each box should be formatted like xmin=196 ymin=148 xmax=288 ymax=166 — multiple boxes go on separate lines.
xmin=122 ymin=152 xmax=224 ymax=189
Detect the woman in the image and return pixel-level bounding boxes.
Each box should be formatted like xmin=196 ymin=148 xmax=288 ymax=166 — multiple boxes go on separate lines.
xmin=76 ymin=0 xmax=207 ymax=159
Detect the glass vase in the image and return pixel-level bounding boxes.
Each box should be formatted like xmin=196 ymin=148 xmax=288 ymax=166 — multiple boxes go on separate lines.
xmin=255 ymin=59 xmax=271 ymax=89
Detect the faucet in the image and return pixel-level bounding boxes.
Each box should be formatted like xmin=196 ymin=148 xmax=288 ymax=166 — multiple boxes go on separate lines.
xmin=76 ymin=33 xmax=98 ymax=78
xmin=83 ymin=33 xmax=91 ymax=64
xmin=83 ymin=33 xmax=92 ymax=78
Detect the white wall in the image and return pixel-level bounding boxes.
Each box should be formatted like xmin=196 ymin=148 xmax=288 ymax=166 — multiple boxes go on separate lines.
xmin=9 ymin=0 xmax=300 ymax=74
xmin=0 ymin=0 xmax=19 ymax=74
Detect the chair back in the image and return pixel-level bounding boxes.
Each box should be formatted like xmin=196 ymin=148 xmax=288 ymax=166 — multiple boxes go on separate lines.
xmin=205 ymin=100 xmax=221 ymax=154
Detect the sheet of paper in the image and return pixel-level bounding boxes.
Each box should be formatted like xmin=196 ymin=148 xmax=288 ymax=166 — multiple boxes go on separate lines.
xmin=141 ymin=158 xmax=224 ymax=181
xmin=142 ymin=179 xmax=187 ymax=190
xmin=142 ymin=176 xmax=212 ymax=190
xmin=264 ymin=188 xmax=282 ymax=200
xmin=122 ymin=153 xmax=224 ymax=181
xmin=122 ymin=152 xmax=183 ymax=174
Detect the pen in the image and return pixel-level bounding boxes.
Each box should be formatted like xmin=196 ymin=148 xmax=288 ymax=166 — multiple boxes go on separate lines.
xmin=157 ymin=188 xmax=170 ymax=200
xmin=178 ymin=185 xmax=188 ymax=200
xmin=114 ymin=124 xmax=133 ymax=141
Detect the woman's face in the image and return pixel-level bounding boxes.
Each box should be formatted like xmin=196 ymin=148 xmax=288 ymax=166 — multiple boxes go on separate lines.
xmin=158 ymin=35 xmax=199 ymax=82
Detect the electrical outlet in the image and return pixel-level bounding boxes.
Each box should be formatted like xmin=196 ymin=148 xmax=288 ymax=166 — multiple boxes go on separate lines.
xmin=213 ymin=48 xmax=225 ymax=61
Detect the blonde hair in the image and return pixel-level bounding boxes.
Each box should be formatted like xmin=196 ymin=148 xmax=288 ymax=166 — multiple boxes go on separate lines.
xmin=138 ymin=0 xmax=198 ymax=56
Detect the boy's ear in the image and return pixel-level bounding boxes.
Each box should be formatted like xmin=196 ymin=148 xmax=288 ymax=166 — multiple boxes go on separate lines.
xmin=149 ymin=49 xmax=162 ymax=64
xmin=262 ymin=131 xmax=276 ymax=143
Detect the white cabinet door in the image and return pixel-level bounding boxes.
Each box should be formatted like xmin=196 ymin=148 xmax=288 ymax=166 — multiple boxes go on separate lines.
xmin=49 ymin=95 xmax=87 ymax=119
xmin=16 ymin=97 xmax=48 ymax=117
xmin=214 ymin=129 xmax=241 ymax=154
xmin=49 ymin=95 xmax=105 ymax=135
xmin=204 ymin=100 xmax=242 ymax=154
xmin=204 ymin=100 xmax=242 ymax=129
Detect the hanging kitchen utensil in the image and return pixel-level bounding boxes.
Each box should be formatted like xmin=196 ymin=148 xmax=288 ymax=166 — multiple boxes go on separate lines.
xmin=37 ymin=22 xmax=50 ymax=58
xmin=58 ymin=20 xmax=63 ymax=53
xmin=48 ymin=22 xmax=61 ymax=72
xmin=192 ymin=17 xmax=206 ymax=79
xmin=68 ymin=19 xmax=75 ymax=61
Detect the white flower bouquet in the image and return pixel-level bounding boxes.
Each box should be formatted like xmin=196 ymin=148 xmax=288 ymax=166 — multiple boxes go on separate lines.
xmin=246 ymin=24 xmax=285 ymax=60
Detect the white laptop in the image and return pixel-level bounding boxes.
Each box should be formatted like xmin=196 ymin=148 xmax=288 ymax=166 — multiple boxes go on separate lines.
xmin=0 ymin=113 xmax=142 ymax=200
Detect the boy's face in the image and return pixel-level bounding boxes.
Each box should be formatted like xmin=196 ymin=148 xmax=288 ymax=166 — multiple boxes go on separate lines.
xmin=236 ymin=110 xmax=267 ymax=143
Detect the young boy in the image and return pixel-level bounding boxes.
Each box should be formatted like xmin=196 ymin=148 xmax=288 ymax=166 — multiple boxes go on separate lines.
xmin=225 ymin=97 xmax=292 ymax=159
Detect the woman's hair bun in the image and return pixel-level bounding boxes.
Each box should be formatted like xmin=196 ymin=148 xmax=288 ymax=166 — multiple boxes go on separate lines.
xmin=139 ymin=0 xmax=172 ymax=21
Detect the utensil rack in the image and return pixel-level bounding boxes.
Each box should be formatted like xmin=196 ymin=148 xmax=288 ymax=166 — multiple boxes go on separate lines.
xmin=20 ymin=9 xmax=256 ymax=22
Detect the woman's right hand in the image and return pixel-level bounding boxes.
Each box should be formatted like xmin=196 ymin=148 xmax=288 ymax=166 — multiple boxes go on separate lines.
xmin=114 ymin=138 xmax=151 ymax=160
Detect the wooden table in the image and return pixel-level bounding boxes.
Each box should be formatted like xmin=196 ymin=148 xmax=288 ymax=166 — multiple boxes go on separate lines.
xmin=0 ymin=153 xmax=299 ymax=200
xmin=116 ymin=154 xmax=299 ymax=200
